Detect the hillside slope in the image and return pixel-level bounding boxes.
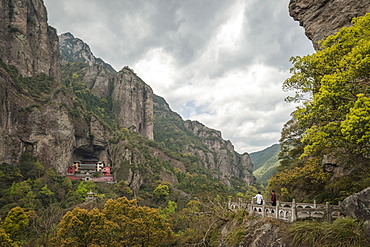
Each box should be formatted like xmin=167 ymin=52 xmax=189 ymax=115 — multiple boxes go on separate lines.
xmin=250 ymin=144 xmax=280 ymax=186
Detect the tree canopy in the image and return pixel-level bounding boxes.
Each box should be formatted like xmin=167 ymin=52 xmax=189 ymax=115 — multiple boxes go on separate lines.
xmin=50 ymin=197 xmax=175 ymax=247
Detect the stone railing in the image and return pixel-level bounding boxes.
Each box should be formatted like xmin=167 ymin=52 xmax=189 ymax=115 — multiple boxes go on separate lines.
xmin=228 ymin=198 xmax=342 ymax=222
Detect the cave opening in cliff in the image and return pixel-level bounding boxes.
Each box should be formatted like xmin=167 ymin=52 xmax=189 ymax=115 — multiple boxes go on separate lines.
xmin=72 ymin=145 xmax=106 ymax=165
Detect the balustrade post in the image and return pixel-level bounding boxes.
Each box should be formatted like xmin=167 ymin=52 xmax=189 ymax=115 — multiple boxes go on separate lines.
xmin=276 ymin=200 xmax=280 ymax=219
xmin=326 ymin=202 xmax=331 ymax=221
xmin=314 ymin=200 xmax=317 ymax=208
xmin=291 ymin=199 xmax=297 ymax=222
xmin=262 ymin=199 xmax=265 ymax=218
xmin=249 ymin=197 xmax=254 ymax=215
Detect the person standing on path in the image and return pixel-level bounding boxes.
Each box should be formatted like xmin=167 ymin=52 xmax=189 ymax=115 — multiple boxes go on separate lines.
xmin=254 ymin=192 xmax=263 ymax=205
xmin=271 ymin=190 xmax=277 ymax=206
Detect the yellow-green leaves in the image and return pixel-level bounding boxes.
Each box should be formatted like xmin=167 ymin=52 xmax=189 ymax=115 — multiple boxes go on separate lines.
xmin=2 ymin=207 xmax=29 ymax=241
xmin=51 ymin=197 xmax=175 ymax=247
xmin=341 ymin=94 xmax=370 ymax=153
xmin=284 ymin=13 xmax=370 ymax=158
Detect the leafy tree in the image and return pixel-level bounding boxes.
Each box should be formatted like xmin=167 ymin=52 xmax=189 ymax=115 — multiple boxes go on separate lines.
xmin=113 ymin=180 xmax=133 ymax=198
xmin=278 ymin=118 xmax=305 ymax=172
xmin=2 ymin=207 xmax=29 ymax=242
xmin=159 ymin=200 xmax=177 ymax=220
xmin=0 ymin=163 xmax=22 ymax=190
xmin=51 ymin=207 xmax=115 ymax=247
xmin=103 ymin=197 xmax=175 ymax=246
xmin=268 ymin=158 xmax=330 ymax=202
xmin=50 ymin=197 xmax=175 ymax=246
xmin=154 ymin=183 xmax=170 ymax=201
xmin=8 ymin=180 xmax=36 ymax=209
xmin=39 ymin=185 xmax=55 ymax=205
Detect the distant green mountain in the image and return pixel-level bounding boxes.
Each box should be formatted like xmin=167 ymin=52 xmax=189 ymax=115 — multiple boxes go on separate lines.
xmin=250 ymin=144 xmax=280 ymax=186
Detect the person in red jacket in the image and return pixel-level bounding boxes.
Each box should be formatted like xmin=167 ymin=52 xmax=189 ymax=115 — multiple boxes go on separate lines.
xmin=271 ymin=190 xmax=277 ymax=206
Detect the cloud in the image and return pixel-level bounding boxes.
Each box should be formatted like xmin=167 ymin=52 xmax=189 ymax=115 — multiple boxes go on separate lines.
xmin=44 ymin=0 xmax=314 ymax=153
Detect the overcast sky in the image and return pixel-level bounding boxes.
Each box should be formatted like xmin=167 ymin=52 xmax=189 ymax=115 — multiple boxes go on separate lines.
xmin=44 ymin=0 xmax=314 ymax=154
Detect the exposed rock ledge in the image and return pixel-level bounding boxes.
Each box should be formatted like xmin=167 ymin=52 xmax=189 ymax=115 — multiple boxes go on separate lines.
xmin=289 ymin=0 xmax=370 ymax=50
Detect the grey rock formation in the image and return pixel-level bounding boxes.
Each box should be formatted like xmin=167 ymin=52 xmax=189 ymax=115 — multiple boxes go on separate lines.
xmin=289 ymin=0 xmax=370 ymax=50
xmin=184 ymin=120 xmax=254 ymax=186
xmin=154 ymin=95 xmax=255 ymax=187
xmin=340 ymin=187 xmax=370 ymax=220
xmin=83 ymin=64 xmax=113 ymax=98
xmin=340 ymin=187 xmax=370 ymax=243
xmin=59 ymin=33 xmax=154 ymax=140
xmin=112 ymin=68 xmax=154 ymax=140
xmin=59 ymin=32 xmax=116 ymax=73
xmin=0 ymin=0 xmax=60 ymax=79
xmin=0 ymin=0 xmax=112 ymax=174
xmin=0 ymin=66 xmax=79 ymax=173
xmin=219 ymin=218 xmax=289 ymax=247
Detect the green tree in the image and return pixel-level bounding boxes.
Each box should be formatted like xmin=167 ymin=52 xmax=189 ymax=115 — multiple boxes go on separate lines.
xmin=113 ymin=180 xmax=133 ymax=198
xmin=159 ymin=200 xmax=177 ymax=220
xmin=154 ymin=183 xmax=170 ymax=201
xmin=2 ymin=207 xmax=29 ymax=242
xmin=103 ymin=197 xmax=175 ymax=246
xmin=282 ymin=13 xmax=370 ymax=159
xmin=50 ymin=197 xmax=175 ymax=246
xmin=51 ymin=207 xmax=115 ymax=247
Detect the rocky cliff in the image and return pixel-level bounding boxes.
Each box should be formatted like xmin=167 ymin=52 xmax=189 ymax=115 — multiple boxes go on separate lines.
xmin=289 ymin=0 xmax=370 ymax=50
xmin=59 ymin=32 xmax=115 ymax=73
xmin=59 ymin=33 xmax=154 ymax=140
xmin=184 ymin=120 xmax=254 ymax=186
xmin=0 ymin=0 xmax=60 ymax=79
xmin=112 ymin=68 xmax=154 ymax=140
xmin=154 ymin=95 xmax=255 ymax=187
xmin=0 ymin=0 xmax=76 ymax=172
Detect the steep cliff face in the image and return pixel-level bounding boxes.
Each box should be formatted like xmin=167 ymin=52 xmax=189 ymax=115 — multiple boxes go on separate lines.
xmin=0 ymin=0 xmax=112 ymax=174
xmin=112 ymin=68 xmax=154 ymax=140
xmin=0 ymin=0 xmax=60 ymax=79
xmin=154 ymin=95 xmax=255 ymax=187
xmin=184 ymin=120 xmax=254 ymax=186
xmin=59 ymin=32 xmax=116 ymax=73
xmin=289 ymin=0 xmax=370 ymax=50
xmin=0 ymin=65 xmax=82 ymax=173
xmin=59 ymin=33 xmax=154 ymax=140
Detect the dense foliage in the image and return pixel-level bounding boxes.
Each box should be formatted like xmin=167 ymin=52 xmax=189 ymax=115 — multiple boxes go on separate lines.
xmin=271 ymin=13 xmax=370 ymax=202
xmin=50 ymin=197 xmax=175 ymax=246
